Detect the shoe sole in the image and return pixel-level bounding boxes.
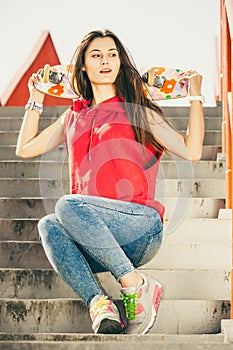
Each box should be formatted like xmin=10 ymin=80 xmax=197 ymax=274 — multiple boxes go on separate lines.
xmin=97 ymin=319 xmax=126 ymax=334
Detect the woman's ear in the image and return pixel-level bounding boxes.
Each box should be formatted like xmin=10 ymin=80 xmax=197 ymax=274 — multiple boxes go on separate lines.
xmin=82 ymin=66 xmax=85 ymax=71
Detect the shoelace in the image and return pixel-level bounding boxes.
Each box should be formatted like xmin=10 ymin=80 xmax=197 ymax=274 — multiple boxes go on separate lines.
xmin=121 ymin=292 xmax=139 ymax=320
xmin=90 ymin=296 xmax=111 ymax=318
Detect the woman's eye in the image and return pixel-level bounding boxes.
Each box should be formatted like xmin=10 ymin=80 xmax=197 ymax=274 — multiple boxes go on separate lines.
xmin=90 ymin=52 xmax=118 ymax=58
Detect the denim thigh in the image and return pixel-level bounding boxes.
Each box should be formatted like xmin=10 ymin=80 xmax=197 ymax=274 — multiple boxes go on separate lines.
xmin=56 ymin=195 xmax=163 ymax=272
xmin=121 ymin=227 xmax=163 ymax=268
xmin=76 ymin=223 xmax=163 ymax=273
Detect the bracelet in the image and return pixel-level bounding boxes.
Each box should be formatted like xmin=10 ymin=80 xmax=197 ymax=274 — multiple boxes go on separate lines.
xmin=188 ymin=96 xmax=205 ymax=104
xmin=25 ymin=101 xmax=43 ymax=114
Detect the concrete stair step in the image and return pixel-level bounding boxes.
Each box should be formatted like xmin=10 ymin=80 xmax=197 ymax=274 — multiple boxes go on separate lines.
xmin=0 ymin=132 xmax=63 ymax=146
xmin=0 ymin=104 xmax=222 ymax=118
xmin=0 ymin=210 xmax=229 ymax=241
xmin=0 ymin=178 xmax=225 ymax=198
xmin=161 ymin=146 xmax=222 ymax=161
xmin=177 ymin=131 xmax=222 ymax=146
xmin=0 ymin=159 xmax=226 ymax=179
xmin=0 ymin=334 xmax=229 ymax=350
xmin=0 ymin=218 xmax=231 ymax=243
xmin=0 ymin=241 xmax=51 ymax=268
xmin=0 ymin=237 xmax=229 ymax=270
xmin=167 ymin=117 xmax=222 ymax=130
xmin=162 ymin=104 xmax=222 ymax=118
xmin=0 ymin=218 xmax=230 ymax=269
xmin=0 ymin=131 xmax=223 ymax=148
xmin=0 ymin=116 xmax=222 ymax=131
xmin=0 ymin=337 xmax=229 ymax=350
xmin=204 ymin=131 xmax=222 ymax=145
xmin=0 ymin=117 xmax=57 ymax=131
xmin=0 ymin=160 xmax=69 ymax=179
xmin=163 ymin=197 xmax=225 ymax=219
xmin=1 ymin=239 xmax=229 ymax=269
xmin=158 ymin=178 xmax=225 ymax=198
xmin=0 ymin=130 xmax=222 ymax=146
xmin=0 ymin=197 xmax=225 ymax=219
xmin=0 ymin=333 xmax=225 ymax=345
xmin=1 ymin=216 xmax=230 ymax=243
xmin=0 ymin=145 xmax=67 ymax=161
xmin=95 ymin=268 xmax=231 ymax=301
xmin=0 ymin=198 xmax=57 ymax=219
xmin=0 ymin=219 xmax=39 ymax=241
xmin=145 ymin=218 xmax=231 ymax=270
xmin=0 ymin=145 xmax=222 ymax=161
xmin=0 ymin=132 xmax=20 ymax=145
xmin=0 ymin=268 xmax=230 ymax=300
xmin=0 ymin=179 xmax=69 ymax=197
xmin=0 ymin=333 xmax=225 ymax=343
xmin=160 ymin=159 xmax=225 ymax=179
xmin=163 ymin=217 xmax=231 ymax=243
xmin=0 ymin=106 xmax=68 ymax=118
xmin=0 ymin=298 xmax=229 ymax=334
xmin=0 ymin=340 xmax=229 ymax=350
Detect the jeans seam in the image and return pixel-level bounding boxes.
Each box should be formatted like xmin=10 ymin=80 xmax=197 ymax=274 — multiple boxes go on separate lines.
xmin=135 ymin=228 xmax=163 ymax=266
xmin=79 ymin=243 xmax=134 ymax=280
xmin=65 ymin=195 xmax=160 ymax=218
xmin=54 ymin=195 xmax=163 ymax=294
xmin=58 ymin=198 xmax=140 ymax=278
xmin=39 ymin=215 xmax=104 ymax=304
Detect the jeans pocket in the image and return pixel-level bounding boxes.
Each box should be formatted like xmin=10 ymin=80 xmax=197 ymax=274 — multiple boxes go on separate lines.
xmin=134 ymin=229 xmax=163 ymax=267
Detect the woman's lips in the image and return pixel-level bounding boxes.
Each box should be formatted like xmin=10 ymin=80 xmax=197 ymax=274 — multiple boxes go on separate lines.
xmin=100 ymin=68 xmax=112 ymax=73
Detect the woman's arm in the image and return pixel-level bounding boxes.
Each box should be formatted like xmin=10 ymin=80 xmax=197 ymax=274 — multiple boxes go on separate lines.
xmin=149 ymin=71 xmax=204 ymax=161
xmin=16 ymin=72 xmax=68 ymax=158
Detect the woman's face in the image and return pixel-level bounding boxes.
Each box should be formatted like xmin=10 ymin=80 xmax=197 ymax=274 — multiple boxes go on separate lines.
xmin=83 ymin=37 xmax=121 ymax=87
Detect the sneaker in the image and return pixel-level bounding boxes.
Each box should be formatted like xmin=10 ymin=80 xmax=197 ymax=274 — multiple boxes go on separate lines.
xmin=90 ymin=295 xmax=125 ymax=334
xmin=120 ymin=272 xmax=162 ymax=334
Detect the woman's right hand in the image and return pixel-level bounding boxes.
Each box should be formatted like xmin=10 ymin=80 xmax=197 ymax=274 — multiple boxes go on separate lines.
xmin=28 ymin=70 xmax=45 ymax=103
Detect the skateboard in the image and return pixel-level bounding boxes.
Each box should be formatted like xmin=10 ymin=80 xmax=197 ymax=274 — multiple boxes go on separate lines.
xmin=35 ymin=64 xmax=80 ymax=99
xmin=141 ymin=67 xmax=188 ymax=100
xmin=35 ymin=64 xmax=188 ymax=101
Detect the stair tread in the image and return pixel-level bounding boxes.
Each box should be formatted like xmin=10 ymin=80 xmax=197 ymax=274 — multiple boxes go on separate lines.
xmin=0 ymin=298 xmax=229 ymax=335
xmin=0 ymin=333 xmax=225 ymax=342
xmin=0 ymin=341 xmax=228 ymax=350
xmin=0 ymin=267 xmax=230 ymax=300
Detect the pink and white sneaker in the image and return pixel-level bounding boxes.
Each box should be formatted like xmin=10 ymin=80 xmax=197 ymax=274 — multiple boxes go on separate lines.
xmin=90 ymin=295 xmax=125 ymax=334
xmin=121 ymin=272 xmax=162 ymax=334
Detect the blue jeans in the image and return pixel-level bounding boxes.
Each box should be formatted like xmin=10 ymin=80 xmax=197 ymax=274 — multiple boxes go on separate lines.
xmin=38 ymin=194 xmax=163 ymax=307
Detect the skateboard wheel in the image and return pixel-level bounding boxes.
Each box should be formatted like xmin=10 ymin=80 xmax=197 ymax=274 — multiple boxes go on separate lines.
xmin=147 ymin=67 xmax=156 ymax=87
xmin=42 ymin=64 xmax=50 ymax=83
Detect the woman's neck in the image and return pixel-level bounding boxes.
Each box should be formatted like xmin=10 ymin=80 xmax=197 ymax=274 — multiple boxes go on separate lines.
xmin=91 ymin=85 xmax=117 ymax=106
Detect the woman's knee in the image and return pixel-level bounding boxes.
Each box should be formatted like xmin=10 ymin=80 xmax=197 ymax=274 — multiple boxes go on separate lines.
xmin=55 ymin=195 xmax=76 ymax=218
xmin=55 ymin=194 xmax=87 ymax=224
xmin=38 ymin=213 xmax=57 ymax=240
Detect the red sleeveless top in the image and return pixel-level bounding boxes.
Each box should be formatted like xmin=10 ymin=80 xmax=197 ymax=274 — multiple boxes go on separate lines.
xmin=63 ymin=96 xmax=164 ymax=219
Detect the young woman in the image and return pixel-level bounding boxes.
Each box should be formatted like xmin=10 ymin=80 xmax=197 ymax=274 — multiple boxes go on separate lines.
xmin=16 ymin=29 xmax=204 ymax=335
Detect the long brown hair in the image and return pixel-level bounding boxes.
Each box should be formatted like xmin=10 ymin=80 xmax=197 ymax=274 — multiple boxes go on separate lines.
xmin=71 ymin=29 xmax=166 ymax=152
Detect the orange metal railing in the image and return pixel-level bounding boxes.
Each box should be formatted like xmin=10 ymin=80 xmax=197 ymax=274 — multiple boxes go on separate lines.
xmin=220 ymin=0 xmax=233 ymax=318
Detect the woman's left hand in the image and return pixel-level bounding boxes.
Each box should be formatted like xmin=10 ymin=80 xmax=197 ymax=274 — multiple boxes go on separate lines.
xmin=179 ymin=70 xmax=203 ymax=96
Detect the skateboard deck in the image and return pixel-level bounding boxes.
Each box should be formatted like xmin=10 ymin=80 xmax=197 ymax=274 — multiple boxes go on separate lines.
xmin=35 ymin=64 xmax=80 ymax=99
xmin=35 ymin=64 xmax=188 ymax=101
xmin=141 ymin=67 xmax=188 ymax=100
